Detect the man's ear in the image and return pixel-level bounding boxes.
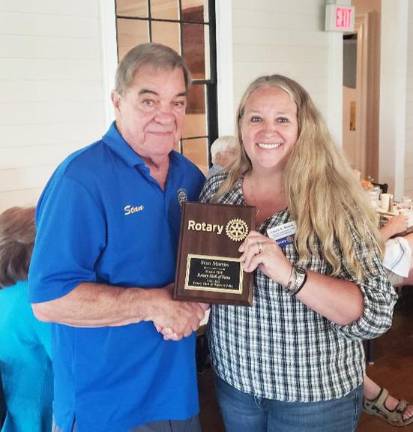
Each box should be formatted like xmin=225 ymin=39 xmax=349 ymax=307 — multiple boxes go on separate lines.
xmin=111 ymin=90 xmax=121 ymax=113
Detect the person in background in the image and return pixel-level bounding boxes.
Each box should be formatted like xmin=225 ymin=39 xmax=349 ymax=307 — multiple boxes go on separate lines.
xmin=381 ymin=214 xmax=413 ymax=286
xmin=199 ymin=74 xmax=397 ymax=432
xmin=363 ymin=214 xmax=413 ymax=427
xmin=0 ymin=207 xmax=52 ymax=432
xmin=29 ymin=43 xmax=207 ymax=432
xmin=207 ymin=135 xmax=238 ymax=177
xmin=0 ymin=379 xmax=5 ymax=429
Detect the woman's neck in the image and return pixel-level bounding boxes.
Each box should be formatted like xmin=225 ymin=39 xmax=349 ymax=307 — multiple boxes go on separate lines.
xmin=243 ymin=171 xmax=287 ymax=224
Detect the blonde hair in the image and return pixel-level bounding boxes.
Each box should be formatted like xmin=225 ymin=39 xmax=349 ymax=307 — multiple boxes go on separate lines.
xmin=0 ymin=207 xmax=35 ymax=288
xmin=115 ymin=43 xmax=191 ymax=95
xmin=214 ymin=74 xmax=382 ymax=280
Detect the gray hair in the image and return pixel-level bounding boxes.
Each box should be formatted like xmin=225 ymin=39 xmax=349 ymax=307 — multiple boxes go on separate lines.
xmin=115 ymin=43 xmax=192 ymax=95
xmin=210 ymin=136 xmax=238 ymax=162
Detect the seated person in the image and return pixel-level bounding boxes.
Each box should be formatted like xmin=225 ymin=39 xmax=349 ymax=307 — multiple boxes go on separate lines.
xmin=381 ymin=214 xmax=413 ymax=286
xmin=363 ymin=214 xmax=413 ymax=427
xmin=0 ymin=207 xmax=53 ymax=432
xmin=0 ymin=377 xmax=5 ymax=428
xmin=207 ymin=135 xmax=238 ymax=177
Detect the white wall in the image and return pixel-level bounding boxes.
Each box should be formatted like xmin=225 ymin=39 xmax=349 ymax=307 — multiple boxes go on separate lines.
xmin=379 ymin=0 xmax=408 ymax=198
xmin=0 ymin=0 xmax=107 ymax=212
xmin=405 ymin=3 xmax=413 ymax=196
xmin=216 ymin=0 xmax=235 ymax=135
xmin=230 ymin=0 xmax=342 ymax=143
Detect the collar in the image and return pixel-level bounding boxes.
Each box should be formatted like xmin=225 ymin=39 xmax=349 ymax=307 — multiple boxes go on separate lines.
xmin=102 ymin=121 xmax=180 ymax=176
xmin=102 ymin=122 xmax=148 ymax=169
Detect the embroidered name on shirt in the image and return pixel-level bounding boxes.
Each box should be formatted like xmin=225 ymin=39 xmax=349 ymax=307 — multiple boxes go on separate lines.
xmin=124 ymin=204 xmax=144 ymax=216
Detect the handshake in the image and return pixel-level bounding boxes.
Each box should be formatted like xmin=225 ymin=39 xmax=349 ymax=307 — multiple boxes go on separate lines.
xmin=150 ymin=284 xmax=210 ymax=341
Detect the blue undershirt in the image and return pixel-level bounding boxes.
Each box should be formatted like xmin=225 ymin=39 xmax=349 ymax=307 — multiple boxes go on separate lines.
xmin=0 ymin=281 xmax=52 ymax=432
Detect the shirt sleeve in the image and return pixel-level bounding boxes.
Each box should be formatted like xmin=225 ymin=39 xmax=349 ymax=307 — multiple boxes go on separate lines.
xmin=29 ymin=175 xmax=106 ymax=303
xmin=199 ymin=173 xmax=225 ymax=203
xmin=331 ymin=229 xmax=398 ymax=341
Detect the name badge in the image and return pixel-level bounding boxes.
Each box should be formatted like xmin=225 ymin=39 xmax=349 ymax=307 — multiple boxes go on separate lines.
xmin=267 ymin=221 xmax=297 ymax=247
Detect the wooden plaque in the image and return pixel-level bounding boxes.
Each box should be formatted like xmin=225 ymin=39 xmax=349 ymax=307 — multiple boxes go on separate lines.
xmin=174 ymin=202 xmax=255 ymax=306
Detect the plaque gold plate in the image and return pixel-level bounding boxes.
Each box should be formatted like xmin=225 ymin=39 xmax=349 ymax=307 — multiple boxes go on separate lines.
xmin=174 ymin=202 xmax=255 ymax=305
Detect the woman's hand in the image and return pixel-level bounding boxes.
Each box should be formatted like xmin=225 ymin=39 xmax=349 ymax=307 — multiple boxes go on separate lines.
xmin=380 ymin=214 xmax=409 ymax=240
xmin=238 ymin=231 xmax=292 ymax=286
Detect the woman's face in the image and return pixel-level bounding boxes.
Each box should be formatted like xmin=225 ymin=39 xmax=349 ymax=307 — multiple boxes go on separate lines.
xmin=240 ymin=85 xmax=298 ymax=174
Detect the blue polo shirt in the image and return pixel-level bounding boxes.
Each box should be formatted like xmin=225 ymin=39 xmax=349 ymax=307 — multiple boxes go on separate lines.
xmin=28 ymin=123 xmax=205 ymax=432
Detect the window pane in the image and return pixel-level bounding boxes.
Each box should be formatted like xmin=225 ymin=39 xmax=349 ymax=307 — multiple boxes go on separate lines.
xmin=181 ymin=1 xmax=208 ymax=23
xmin=116 ymin=0 xmax=148 ymax=17
xmin=117 ymin=18 xmax=150 ymax=60
xmin=151 ymin=0 xmax=179 ymax=20
xmin=151 ymin=21 xmax=181 ymax=54
xmin=182 ymin=138 xmax=209 ymax=174
xmin=183 ymin=84 xmax=206 ymax=138
xmin=183 ymin=23 xmax=209 ymax=80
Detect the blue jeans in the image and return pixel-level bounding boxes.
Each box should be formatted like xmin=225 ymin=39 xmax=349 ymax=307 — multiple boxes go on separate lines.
xmin=215 ymin=375 xmax=363 ymax=432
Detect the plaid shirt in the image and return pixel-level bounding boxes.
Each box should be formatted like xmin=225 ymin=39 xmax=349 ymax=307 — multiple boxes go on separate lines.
xmin=200 ymin=173 xmax=397 ymax=402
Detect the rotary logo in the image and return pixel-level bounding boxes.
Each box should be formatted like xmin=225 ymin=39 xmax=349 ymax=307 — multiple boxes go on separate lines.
xmin=177 ymin=188 xmax=188 ymax=207
xmin=225 ymin=218 xmax=249 ymax=242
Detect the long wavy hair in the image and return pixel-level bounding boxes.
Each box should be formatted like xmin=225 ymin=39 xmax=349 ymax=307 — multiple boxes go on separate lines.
xmin=0 ymin=207 xmax=35 ymax=288
xmin=214 ymin=74 xmax=382 ymax=280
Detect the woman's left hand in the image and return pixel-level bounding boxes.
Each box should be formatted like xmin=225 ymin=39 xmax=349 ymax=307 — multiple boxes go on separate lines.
xmin=238 ymin=231 xmax=293 ymax=286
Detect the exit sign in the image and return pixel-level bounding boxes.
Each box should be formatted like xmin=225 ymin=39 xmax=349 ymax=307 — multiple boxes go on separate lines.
xmin=325 ymin=4 xmax=355 ymax=32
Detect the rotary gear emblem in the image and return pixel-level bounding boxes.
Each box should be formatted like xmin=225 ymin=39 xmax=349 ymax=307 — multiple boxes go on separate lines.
xmin=177 ymin=188 xmax=188 ymax=207
xmin=225 ymin=218 xmax=249 ymax=242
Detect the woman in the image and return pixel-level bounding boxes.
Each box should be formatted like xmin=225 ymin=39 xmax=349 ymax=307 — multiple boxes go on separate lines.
xmin=207 ymin=135 xmax=238 ymax=178
xmin=0 ymin=207 xmax=53 ymax=432
xmin=363 ymin=214 xmax=413 ymax=426
xmin=200 ymin=75 xmax=397 ymax=432
xmin=381 ymin=214 xmax=413 ymax=287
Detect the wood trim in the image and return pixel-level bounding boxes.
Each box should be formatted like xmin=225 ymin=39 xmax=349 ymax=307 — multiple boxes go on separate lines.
xmin=355 ymin=14 xmax=368 ymax=177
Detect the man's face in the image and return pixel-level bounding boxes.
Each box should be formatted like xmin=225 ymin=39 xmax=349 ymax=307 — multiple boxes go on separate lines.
xmin=112 ymin=65 xmax=187 ymax=161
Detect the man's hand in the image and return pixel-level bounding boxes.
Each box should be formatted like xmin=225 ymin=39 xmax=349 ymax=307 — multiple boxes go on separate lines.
xmin=149 ymin=285 xmax=209 ymax=341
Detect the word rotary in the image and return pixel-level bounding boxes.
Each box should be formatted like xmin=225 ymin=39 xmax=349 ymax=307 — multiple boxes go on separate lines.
xmin=187 ymin=218 xmax=249 ymax=242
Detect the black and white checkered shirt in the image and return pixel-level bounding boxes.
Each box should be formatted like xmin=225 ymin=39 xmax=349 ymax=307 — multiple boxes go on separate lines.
xmin=200 ymin=173 xmax=397 ymax=402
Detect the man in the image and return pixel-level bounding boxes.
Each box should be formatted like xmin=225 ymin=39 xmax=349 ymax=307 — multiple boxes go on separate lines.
xmin=0 ymin=376 xmax=5 ymax=428
xmin=29 ymin=43 xmax=206 ymax=432
xmin=207 ymin=135 xmax=238 ymax=178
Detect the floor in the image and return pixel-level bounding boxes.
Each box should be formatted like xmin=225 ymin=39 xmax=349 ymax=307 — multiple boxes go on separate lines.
xmin=198 ymin=287 xmax=413 ymax=432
